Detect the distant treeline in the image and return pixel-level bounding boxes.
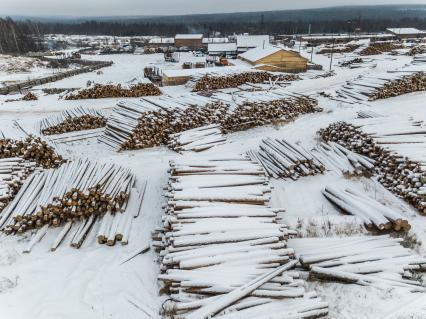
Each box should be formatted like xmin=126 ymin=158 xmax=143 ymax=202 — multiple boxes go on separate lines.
xmin=0 ymin=18 xmax=43 ymax=54
xmin=38 ymin=17 xmax=426 ymax=37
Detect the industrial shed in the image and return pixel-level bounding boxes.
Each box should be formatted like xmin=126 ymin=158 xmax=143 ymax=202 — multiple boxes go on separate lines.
xmin=236 ymin=35 xmax=270 ymax=53
xmin=386 ymin=28 xmax=426 ymax=39
xmin=208 ymin=43 xmax=237 ymax=57
xmin=239 ymin=46 xmax=308 ymax=73
xmin=175 ymin=34 xmax=204 ymax=50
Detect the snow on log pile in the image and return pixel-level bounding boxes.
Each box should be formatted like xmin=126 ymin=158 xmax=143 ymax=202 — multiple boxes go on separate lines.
xmin=99 ymin=90 xmax=320 ymax=151
xmin=153 ymin=157 xmax=328 ymax=319
xmin=317 ymin=44 xmax=360 ymax=55
xmin=0 ymin=157 xmax=37 ymax=213
xmin=190 ymin=72 xmax=301 ymax=92
xmin=247 ymin=138 xmax=325 ymax=179
xmin=289 ymin=235 xmax=426 ymax=292
xmin=319 ymin=122 xmax=426 ymax=214
xmin=322 ymin=186 xmax=410 ymax=231
xmin=0 ymin=159 xmax=145 ymax=251
xmin=39 ymin=106 xmax=107 ymax=135
xmin=64 ymin=83 xmax=161 ymax=100
xmin=167 ymin=124 xmax=226 ymax=153
xmin=359 ymin=42 xmax=404 ymax=56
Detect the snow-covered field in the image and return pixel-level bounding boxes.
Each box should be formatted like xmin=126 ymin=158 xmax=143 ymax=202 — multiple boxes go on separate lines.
xmin=1 ymin=42 xmax=426 ymax=319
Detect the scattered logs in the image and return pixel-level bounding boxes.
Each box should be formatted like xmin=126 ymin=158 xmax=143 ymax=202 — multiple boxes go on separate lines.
xmin=153 ymin=157 xmax=328 ymax=318
xmin=167 ymin=124 xmax=226 ymax=153
xmin=40 ymin=106 xmax=107 ymax=135
xmin=0 ymin=159 xmax=143 ymax=250
xmin=0 ymin=157 xmax=37 ymax=213
xmin=289 ymin=235 xmax=426 ymax=292
xmin=319 ymin=122 xmax=426 ymax=214
xmin=99 ymin=91 xmax=321 ymax=151
xmin=339 ymin=58 xmax=363 ymax=68
xmin=64 ymin=83 xmax=161 ymax=100
xmin=0 ymin=135 xmax=63 ymax=169
xmin=359 ymin=42 xmax=404 ymax=56
xmin=191 ymin=72 xmax=301 ymax=92
xmin=22 ymin=92 xmax=38 ymax=101
xmin=322 ymin=186 xmax=410 ymax=231
xmin=247 ymin=138 xmax=325 ymax=180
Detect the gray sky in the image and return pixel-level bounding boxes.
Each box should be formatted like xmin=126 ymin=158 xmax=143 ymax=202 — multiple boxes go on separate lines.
xmin=1 ymin=0 xmax=425 ymax=16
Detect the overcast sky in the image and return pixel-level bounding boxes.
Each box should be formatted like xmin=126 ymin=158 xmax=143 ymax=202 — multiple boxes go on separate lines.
xmin=1 ymin=0 xmax=425 ymax=16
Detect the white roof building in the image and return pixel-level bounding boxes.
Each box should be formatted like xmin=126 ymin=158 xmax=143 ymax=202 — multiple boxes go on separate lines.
xmin=236 ymin=35 xmax=270 ymax=51
xmin=386 ymin=28 xmax=426 ymax=38
xmin=208 ymin=43 xmax=237 ymax=54
xmin=149 ymin=37 xmax=175 ymax=44
xmin=175 ymin=34 xmax=204 ymax=40
xmin=203 ymin=37 xmax=229 ymax=44
xmin=238 ymin=46 xmax=282 ymax=63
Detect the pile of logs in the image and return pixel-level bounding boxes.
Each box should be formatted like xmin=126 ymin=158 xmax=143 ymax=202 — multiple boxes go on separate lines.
xmin=319 ymin=122 xmax=426 ymax=214
xmin=323 ymin=186 xmax=410 ymax=231
xmin=153 ymin=157 xmax=328 ymax=318
xmin=99 ymin=91 xmax=321 ymax=151
xmin=64 ymin=83 xmax=161 ymax=100
xmin=167 ymin=124 xmax=226 ymax=153
xmin=311 ymin=142 xmax=375 ymax=177
xmin=22 ymin=92 xmax=38 ymax=101
xmin=317 ymin=44 xmax=359 ymax=55
xmin=289 ymin=235 xmax=426 ymax=292
xmin=339 ymin=58 xmax=363 ymax=67
xmin=0 ymin=135 xmax=63 ymax=168
xmin=0 ymin=159 xmax=143 ymax=251
xmin=192 ymin=72 xmax=301 ymax=92
xmin=360 ymin=42 xmax=404 ymax=56
xmin=369 ymin=72 xmax=426 ymax=100
xmin=0 ymin=157 xmax=37 ymax=213
xmin=407 ymin=46 xmax=426 ymax=56
xmin=40 ymin=106 xmax=107 ymax=135
xmin=247 ymin=138 xmax=325 ymax=179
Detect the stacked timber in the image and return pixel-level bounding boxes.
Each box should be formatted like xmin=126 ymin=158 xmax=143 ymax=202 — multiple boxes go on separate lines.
xmin=0 ymin=135 xmax=63 ymax=168
xmin=22 ymin=92 xmax=38 ymax=101
xmin=0 ymin=159 xmax=144 ymax=251
xmin=339 ymin=58 xmax=363 ymax=67
xmin=322 ymin=186 xmax=410 ymax=231
xmin=40 ymin=106 xmax=107 ymax=135
xmin=319 ymin=122 xmax=426 ymax=214
xmin=317 ymin=44 xmax=359 ymax=55
xmin=311 ymin=142 xmax=375 ymax=177
xmin=192 ymin=72 xmax=301 ymax=92
xmin=167 ymin=124 xmax=226 ymax=153
xmin=153 ymin=157 xmax=328 ymax=319
xmin=359 ymin=42 xmax=404 ymax=56
xmin=247 ymin=138 xmax=325 ymax=179
xmin=65 ymin=83 xmax=161 ymax=100
xmin=369 ymin=72 xmax=426 ymax=100
xmin=0 ymin=158 xmax=37 ymax=213
xmin=289 ymin=235 xmax=426 ymax=292
xmin=99 ymin=91 xmax=320 ymax=151
xmin=407 ymin=46 xmax=426 ymax=56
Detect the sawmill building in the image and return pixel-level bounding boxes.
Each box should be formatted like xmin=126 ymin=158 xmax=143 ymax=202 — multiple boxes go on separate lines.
xmin=236 ymin=35 xmax=270 ymax=53
xmin=175 ymin=34 xmax=204 ymax=50
xmin=239 ymin=46 xmax=308 ymax=73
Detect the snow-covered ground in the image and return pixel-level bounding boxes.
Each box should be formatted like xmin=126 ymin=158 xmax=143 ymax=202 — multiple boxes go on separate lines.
xmin=0 ymin=44 xmax=426 ymax=319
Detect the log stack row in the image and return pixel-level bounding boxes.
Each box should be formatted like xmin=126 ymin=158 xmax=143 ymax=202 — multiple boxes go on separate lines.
xmin=289 ymin=235 xmax=426 ymax=292
xmin=0 ymin=159 xmax=142 ymax=251
xmin=153 ymin=157 xmax=328 ymax=319
xmin=40 ymin=106 xmax=107 ymax=135
xmin=317 ymin=44 xmax=359 ymax=55
xmin=64 ymin=83 xmax=161 ymax=100
xmin=407 ymin=46 xmax=426 ymax=56
xmin=191 ymin=72 xmax=301 ymax=92
xmin=319 ymin=122 xmax=426 ymax=214
xmin=322 ymin=186 xmax=411 ymax=231
xmin=369 ymin=72 xmax=426 ymax=100
xmin=0 ymin=157 xmax=37 ymax=213
xmin=359 ymin=42 xmax=404 ymax=56
xmin=247 ymin=138 xmax=325 ymax=180
xmin=99 ymin=91 xmax=320 ymax=151
xmin=167 ymin=124 xmax=226 ymax=153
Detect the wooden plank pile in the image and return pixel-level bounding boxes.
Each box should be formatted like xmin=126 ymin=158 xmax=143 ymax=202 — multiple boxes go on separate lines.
xmin=40 ymin=106 xmax=107 ymax=135
xmin=319 ymin=122 xmax=426 ymax=214
xmin=289 ymin=235 xmax=426 ymax=292
xmin=99 ymin=91 xmax=320 ymax=151
xmin=153 ymin=157 xmax=328 ymax=319
xmin=0 ymin=159 xmax=140 ymax=251
xmin=357 ymin=110 xmax=384 ymax=119
xmin=47 ymin=128 xmax=105 ymax=145
xmin=322 ymin=186 xmax=410 ymax=231
xmin=191 ymin=72 xmax=301 ymax=92
xmin=247 ymin=138 xmax=325 ymax=179
xmin=0 ymin=157 xmax=37 ymax=213
xmin=64 ymin=83 xmax=161 ymax=100
xmin=359 ymin=42 xmax=404 ymax=56
xmin=312 ymin=142 xmax=375 ymax=177
xmin=167 ymin=124 xmax=226 ymax=153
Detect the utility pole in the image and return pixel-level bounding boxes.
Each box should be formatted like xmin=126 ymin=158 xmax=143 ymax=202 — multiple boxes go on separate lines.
xmin=329 ymin=38 xmax=335 ymax=72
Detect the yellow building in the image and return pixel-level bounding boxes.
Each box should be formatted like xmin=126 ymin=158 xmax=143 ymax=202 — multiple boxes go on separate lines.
xmin=239 ymin=46 xmax=308 ymax=73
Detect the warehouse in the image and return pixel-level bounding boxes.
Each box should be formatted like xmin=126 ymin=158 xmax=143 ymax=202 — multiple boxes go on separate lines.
xmin=208 ymin=43 xmax=237 ymax=57
xmin=386 ymin=28 xmax=426 ymax=40
xmin=239 ymin=46 xmax=308 ymax=73
xmin=236 ymin=35 xmax=270 ymax=53
xmin=175 ymin=34 xmax=204 ymax=50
